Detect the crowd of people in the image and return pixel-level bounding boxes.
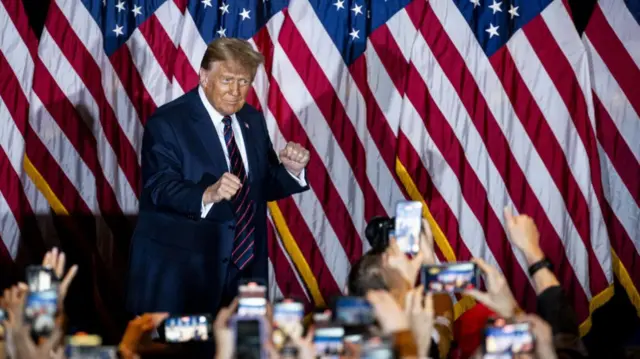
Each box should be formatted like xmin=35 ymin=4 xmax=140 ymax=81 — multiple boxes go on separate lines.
xmin=0 ymin=207 xmax=588 ymax=358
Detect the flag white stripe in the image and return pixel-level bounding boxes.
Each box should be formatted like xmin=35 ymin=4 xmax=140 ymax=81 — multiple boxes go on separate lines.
xmin=597 ymin=145 xmax=640 ymax=255
xmin=154 ymin=0 xmax=184 ymax=47
xmin=28 ymin=92 xmax=99 ymax=213
xmin=398 ymin=99 xmax=500 ymax=268
xmin=386 ymin=10 xmax=415 ymax=63
xmin=430 ymin=0 xmax=612 ymax=292
xmin=177 ymin=13 xmax=207 ymax=74
xmin=506 ymin=30 xmax=602 ymax=290
xmin=39 ymin=30 xmax=138 ymax=215
xmin=0 ymin=191 xmax=19 ymax=258
xmin=408 ymin=30 xmax=536 ymax=289
xmin=267 ymin=13 xmax=365 ymax=245
xmin=597 ymin=0 xmax=640 ymax=68
xmin=537 ymin=6 xmax=613 ymax=282
xmin=0 ymin=3 xmax=33 ymax=98
xmin=55 ymin=0 xmax=144 ymax=162
xmin=584 ymin=36 xmax=640 ymax=161
xmin=289 ymin=0 xmax=405 ymax=218
xmin=128 ymin=30 xmax=174 ymax=107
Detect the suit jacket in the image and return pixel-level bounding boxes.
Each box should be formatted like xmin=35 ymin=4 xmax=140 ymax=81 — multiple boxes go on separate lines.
xmin=126 ymin=87 xmax=309 ymax=316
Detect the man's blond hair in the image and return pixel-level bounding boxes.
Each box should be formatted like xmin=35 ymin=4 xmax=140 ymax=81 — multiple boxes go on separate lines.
xmin=200 ymin=38 xmax=264 ymax=77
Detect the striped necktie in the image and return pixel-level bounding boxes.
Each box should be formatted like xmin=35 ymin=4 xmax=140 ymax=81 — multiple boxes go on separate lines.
xmin=222 ymin=116 xmax=255 ymax=270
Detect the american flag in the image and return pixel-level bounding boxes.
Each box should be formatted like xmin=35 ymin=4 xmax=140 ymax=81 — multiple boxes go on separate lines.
xmin=0 ymin=0 xmax=638 ymax=336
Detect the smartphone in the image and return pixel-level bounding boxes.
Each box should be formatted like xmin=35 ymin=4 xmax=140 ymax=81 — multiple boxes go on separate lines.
xmin=66 ymin=345 xmax=118 ymax=359
xmin=361 ymin=335 xmax=394 ymax=359
xmin=238 ymin=280 xmax=267 ymax=317
xmin=231 ymin=316 xmax=267 ymax=359
xmin=394 ymin=201 xmax=423 ymax=254
xmin=313 ymin=326 xmax=345 ymax=358
xmin=313 ymin=309 xmax=332 ymax=325
xmin=155 ymin=314 xmax=213 ymax=343
xmin=26 ymin=265 xmax=58 ymax=292
xmin=272 ymin=299 xmax=304 ymax=352
xmin=24 ymin=289 xmax=58 ymax=336
xmin=483 ymin=318 xmax=535 ymax=357
xmin=421 ymin=262 xmax=480 ymax=293
xmin=333 ymin=296 xmax=375 ymax=327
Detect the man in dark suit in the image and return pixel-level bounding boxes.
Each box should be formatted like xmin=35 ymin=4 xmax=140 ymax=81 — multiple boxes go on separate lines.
xmin=126 ymin=38 xmax=310 ymax=316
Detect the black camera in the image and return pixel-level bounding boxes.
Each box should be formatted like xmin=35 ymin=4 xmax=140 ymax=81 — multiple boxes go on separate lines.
xmin=364 ymin=216 xmax=395 ymax=253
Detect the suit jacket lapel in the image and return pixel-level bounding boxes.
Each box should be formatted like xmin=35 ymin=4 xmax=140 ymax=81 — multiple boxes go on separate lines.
xmin=188 ymin=89 xmax=229 ymax=177
xmin=236 ymin=107 xmax=259 ymax=185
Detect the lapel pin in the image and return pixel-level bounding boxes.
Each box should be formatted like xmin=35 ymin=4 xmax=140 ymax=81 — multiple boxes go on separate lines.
xmin=244 ymin=122 xmax=250 ymax=129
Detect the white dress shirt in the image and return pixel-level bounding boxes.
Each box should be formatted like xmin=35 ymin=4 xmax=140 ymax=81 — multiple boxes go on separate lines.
xmin=198 ymin=87 xmax=307 ymax=218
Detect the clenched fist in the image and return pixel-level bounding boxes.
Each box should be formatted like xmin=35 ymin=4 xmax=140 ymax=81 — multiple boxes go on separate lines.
xmin=203 ymin=173 xmax=242 ymax=205
xmin=279 ymin=142 xmax=310 ymax=177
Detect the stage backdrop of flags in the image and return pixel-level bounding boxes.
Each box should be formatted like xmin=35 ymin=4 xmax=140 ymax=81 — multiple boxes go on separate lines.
xmin=1 ymin=0 xmax=638 ymax=337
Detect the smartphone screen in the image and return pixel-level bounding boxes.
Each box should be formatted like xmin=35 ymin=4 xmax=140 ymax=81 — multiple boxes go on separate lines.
xmin=66 ymin=345 xmax=118 ymax=359
xmin=26 ymin=265 xmax=58 ymax=293
xmin=483 ymin=318 xmax=534 ymax=357
xmin=394 ymin=201 xmax=423 ymax=254
xmin=314 ymin=326 xmax=345 ymax=358
xmin=235 ymin=318 xmax=263 ymax=359
xmin=163 ymin=315 xmax=212 ymax=343
xmin=238 ymin=281 xmax=267 ymax=316
xmin=0 ymin=308 xmax=6 ymax=339
xmin=24 ymin=289 xmax=58 ymax=336
xmin=334 ymin=297 xmax=375 ymax=327
xmin=272 ymin=299 xmax=304 ymax=351
xmin=361 ymin=336 xmax=394 ymax=359
xmin=421 ymin=262 xmax=480 ymax=293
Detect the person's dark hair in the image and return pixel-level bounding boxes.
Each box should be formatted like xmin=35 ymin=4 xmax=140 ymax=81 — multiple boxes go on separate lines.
xmin=347 ymin=250 xmax=388 ymax=297
xmin=365 ymin=216 xmax=395 ymax=252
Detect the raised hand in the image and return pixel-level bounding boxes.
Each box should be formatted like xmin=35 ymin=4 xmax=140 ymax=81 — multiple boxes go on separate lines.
xmin=279 ymin=142 xmax=310 ymax=177
xmin=464 ymin=258 xmax=519 ymax=318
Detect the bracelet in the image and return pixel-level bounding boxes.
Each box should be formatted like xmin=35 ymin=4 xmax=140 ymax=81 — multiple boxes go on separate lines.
xmin=528 ymin=258 xmax=553 ymax=277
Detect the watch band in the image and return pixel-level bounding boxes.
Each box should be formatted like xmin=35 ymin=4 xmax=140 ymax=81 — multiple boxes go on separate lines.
xmin=528 ymin=258 xmax=553 ymax=277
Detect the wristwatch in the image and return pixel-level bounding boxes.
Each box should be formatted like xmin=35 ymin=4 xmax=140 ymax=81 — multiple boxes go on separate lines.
xmin=528 ymin=258 xmax=553 ymax=277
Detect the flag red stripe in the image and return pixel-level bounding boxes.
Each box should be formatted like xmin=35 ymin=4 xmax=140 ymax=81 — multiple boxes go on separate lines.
xmin=45 ymin=3 xmax=141 ymax=196
xmin=368 ymin=24 xmax=412 ymax=97
xmin=489 ymin=48 xmax=599 ymax=310
xmin=593 ymin=96 xmax=640 ymax=208
xmin=253 ymin=25 xmax=364 ymax=265
xmin=0 ymin=149 xmax=46 ymax=256
xmin=348 ymin=54 xmax=410 ymax=199
xmin=0 ymin=54 xmax=29 ymax=136
xmin=407 ymin=5 xmax=541 ymax=302
xmin=279 ymin=10 xmax=388 ymax=222
xmin=275 ymin=196 xmax=343 ymax=299
xmin=173 ymin=48 xmax=199 ymax=92
xmin=267 ymin=79 xmax=362 ymax=267
xmin=396 ymin=132 xmax=473 ymax=262
xmin=23 ymin=127 xmax=92 ymax=214
xmin=0 ymin=0 xmax=38 ymax=57
xmin=524 ymin=16 xmax=610 ymax=294
xmin=600 ymin=199 xmax=640 ymax=290
xmin=586 ymin=7 xmax=640 ymax=118
xmin=266 ymin=220 xmax=313 ymax=310
xmin=403 ymin=61 xmax=538 ymax=312
xmin=31 ymin=60 xmax=126 ymax=222
xmin=110 ymin=46 xmax=158 ymax=126
xmin=137 ymin=14 xmax=178 ymax=86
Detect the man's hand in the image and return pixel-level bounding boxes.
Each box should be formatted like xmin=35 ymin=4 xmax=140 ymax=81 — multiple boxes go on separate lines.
xmin=203 ymin=173 xmax=242 ymax=205
xmin=504 ymin=207 xmax=544 ymax=264
xmin=464 ymin=258 xmax=519 ymax=318
xmin=279 ymin=142 xmax=310 ymax=177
